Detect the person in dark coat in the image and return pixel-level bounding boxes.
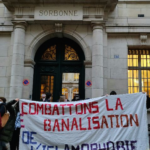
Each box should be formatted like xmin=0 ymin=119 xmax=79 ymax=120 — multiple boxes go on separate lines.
xmin=0 ymin=98 xmax=19 ymax=150
xmin=9 ymin=101 xmax=20 ymax=150
xmin=44 ymin=93 xmax=51 ymax=102
xmin=110 ymin=91 xmax=117 ymax=95
xmin=146 ymin=95 xmax=150 ymax=109
xmin=72 ymin=94 xmax=80 ymax=101
xmin=0 ymin=97 xmax=6 ymax=118
xmin=140 ymin=92 xmax=150 ymax=109
xmin=0 ymin=97 xmax=7 ymax=150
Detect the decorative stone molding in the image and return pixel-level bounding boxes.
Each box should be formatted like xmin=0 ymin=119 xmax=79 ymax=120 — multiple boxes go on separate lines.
xmin=26 ymin=29 xmax=92 ymax=61
xmin=12 ymin=21 xmax=27 ymax=30
xmin=140 ymin=35 xmax=147 ymax=45
xmin=95 ymin=8 xmax=104 ymax=18
xmin=83 ymin=8 xmax=89 ymax=18
xmin=91 ymin=21 xmax=104 ymax=30
xmin=84 ymin=61 xmax=92 ymax=68
xmin=83 ymin=7 xmax=104 ymax=19
xmin=24 ymin=59 xmax=35 ymax=68
xmin=3 ymin=1 xmax=118 ymax=21
xmin=3 ymin=0 xmax=118 ymax=12
xmin=15 ymin=8 xmax=23 ymax=18
xmin=55 ymin=23 xmax=63 ymax=32
xmin=15 ymin=7 xmax=34 ymax=18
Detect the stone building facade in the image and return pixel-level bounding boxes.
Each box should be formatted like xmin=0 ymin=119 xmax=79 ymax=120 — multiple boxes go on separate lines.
xmin=0 ymin=0 xmax=150 ymax=121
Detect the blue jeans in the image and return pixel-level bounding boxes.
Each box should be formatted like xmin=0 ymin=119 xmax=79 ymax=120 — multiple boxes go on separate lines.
xmin=0 ymin=141 xmax=7 ymax=150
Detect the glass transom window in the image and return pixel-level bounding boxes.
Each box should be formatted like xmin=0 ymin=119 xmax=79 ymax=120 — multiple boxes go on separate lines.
xmin=41 ymin=45 xmax=56 ymax=60
xmin=65 ymin=45 xmax=79 ymax=61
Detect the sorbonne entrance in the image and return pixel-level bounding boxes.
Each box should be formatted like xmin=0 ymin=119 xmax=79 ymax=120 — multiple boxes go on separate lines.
xmin=32 ymin=37 xmax=85 ymax=101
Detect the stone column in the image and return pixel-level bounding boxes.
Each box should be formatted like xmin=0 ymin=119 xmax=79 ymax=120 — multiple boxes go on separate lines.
xmin=9 ymin=22 xmax=27 ymax=100
xmin=92 ymin=22 xmax=103 ymax=98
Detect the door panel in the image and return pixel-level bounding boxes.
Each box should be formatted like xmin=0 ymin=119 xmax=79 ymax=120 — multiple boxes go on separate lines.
xmin=62 ymin=73 xmax=79 ymax=101
xmin=40 ymin=75 xmax=54 ymax=101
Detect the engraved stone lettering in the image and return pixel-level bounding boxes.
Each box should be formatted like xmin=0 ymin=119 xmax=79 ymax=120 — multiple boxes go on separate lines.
xmin=39 ymin=10 xmax=43 ymax=16
xmin=44 ymin=10 xmax=48 ymax=16
xmin=38 ymin=10 xmax=78 ymax=16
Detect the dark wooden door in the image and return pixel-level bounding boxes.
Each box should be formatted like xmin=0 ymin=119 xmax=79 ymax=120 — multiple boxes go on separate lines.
xmin=32 ymin=38 xmax=85 ymax=101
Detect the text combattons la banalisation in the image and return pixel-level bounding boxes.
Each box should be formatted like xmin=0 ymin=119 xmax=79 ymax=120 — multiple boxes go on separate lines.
xmin=21 ymin=99 xmax=139 ymax=132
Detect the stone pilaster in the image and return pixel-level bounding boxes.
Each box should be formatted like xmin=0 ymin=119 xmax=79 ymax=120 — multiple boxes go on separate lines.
xmin=91 ymin=22 xmax=104 ymax=98
xmin=84 ymin=61 xmax=92 ymax=98
xmin=9 ymin=21 xmax=27 ymax=100
xmin=23 ymin=59 xmax=35 ymax=99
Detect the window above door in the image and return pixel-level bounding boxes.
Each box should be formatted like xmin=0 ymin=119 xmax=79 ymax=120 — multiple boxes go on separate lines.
xmin=41 ymin=45 xmax=56 ymax=61
xmin=64 ymin=45 xmax=79 ymax=61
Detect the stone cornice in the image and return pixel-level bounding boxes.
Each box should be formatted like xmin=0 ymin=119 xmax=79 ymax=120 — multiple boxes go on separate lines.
xmin=1 ymin=1 xmax=118 ymax=22
xmin=119 ymin=0 xmax=150 ymax=3
xmin=106 ymin=26 xmax=150 ymax=33
xmin=2 ymin=0 xmax=118 ymax=12
xmin=12 ymin=7 xmax=111 ymax=22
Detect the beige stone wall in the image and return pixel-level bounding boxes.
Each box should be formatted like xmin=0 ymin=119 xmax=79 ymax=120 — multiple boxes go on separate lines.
xmin=107 ymin=1 xmax=150 ymax=27
xmin=106 ymin=34 xmax=141 ymax=94
xmin=0 ymin=2 xmax=12 ymax=25
xmin=0 ymin=0 xmax=150 ymax=99
xmin=117 ymin=3 xmax=150 ymax=18
xmin=0 ymin=34 xmax=11 ymax=100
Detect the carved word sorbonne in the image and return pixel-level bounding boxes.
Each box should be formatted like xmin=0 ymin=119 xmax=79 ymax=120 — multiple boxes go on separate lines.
xmin=39 ymin=10 xmax=78 ymax=16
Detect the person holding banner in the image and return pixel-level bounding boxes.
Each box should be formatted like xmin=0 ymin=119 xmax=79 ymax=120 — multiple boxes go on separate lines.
xmin=72 ymin=94 xmax=80 ymax=101
xmin=0 ymin=98 xmax=19 ymax=150
xmin=146 ymin=95 xmax=150 ymax=109
xmin=141 ymin=92 xmax=150 ymax=109
xmin=110 ymin=91 xmax=117 ymax=95
xmin=59 ymin=95 xmax=65 ymax=102
xmin=109 ymin=91 xmax=150 ymax=109
xmin=44 ymin=93 xmax=52 ymax=102
xmin=41 ymin=94 xmax=46 ymax=102
xmin=9 ymin=100 xmax=20 ymax=150
xmin=0 ymin=97 xmax=6 ymax=119
xmin=0 ymin=97 xmax=7 ymax=150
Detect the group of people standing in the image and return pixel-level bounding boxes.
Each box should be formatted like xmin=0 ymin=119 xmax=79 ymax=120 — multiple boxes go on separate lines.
xmin=41 ymin=92 xmax=80 ymax=102
xmin=0 ymin=92 xmax=81 ymax=150
xmin=0 ymin=91 xmax=150 ymax=150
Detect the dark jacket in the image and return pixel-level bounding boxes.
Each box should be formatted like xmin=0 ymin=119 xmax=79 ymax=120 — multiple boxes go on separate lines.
xmin=0 ymin=100 xmax=17 ymax=142
xmin=44 ymin=99 xmax=50 ymax=102
xmin=0 ymin=102 xmax=6 ymax=117
xmin=147 ymin=96 xmax=150 ymax=109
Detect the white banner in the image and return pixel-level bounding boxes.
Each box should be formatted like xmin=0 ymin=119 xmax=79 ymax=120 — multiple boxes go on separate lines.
xmin=19 ymin=93 xmax=149 ymax=150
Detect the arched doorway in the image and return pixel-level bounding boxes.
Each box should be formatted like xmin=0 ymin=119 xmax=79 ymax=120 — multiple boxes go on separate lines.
xmin=33 ymin=37 xmax=85 ymax=101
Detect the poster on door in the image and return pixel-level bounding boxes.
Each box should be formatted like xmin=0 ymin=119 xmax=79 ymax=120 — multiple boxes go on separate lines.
xmin=19 ymin=93 xmax=149 ymax=150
